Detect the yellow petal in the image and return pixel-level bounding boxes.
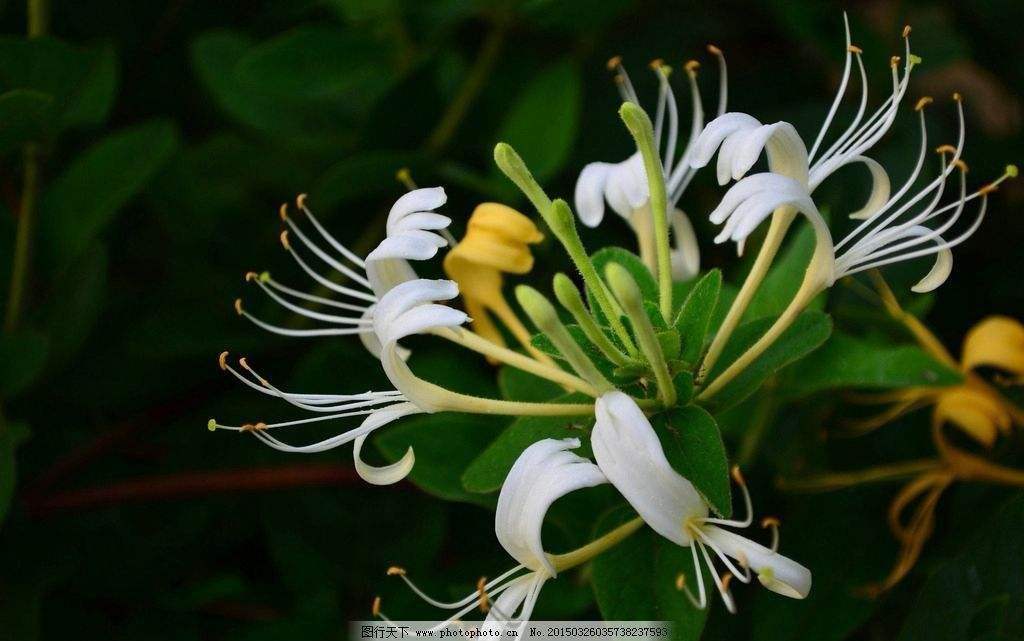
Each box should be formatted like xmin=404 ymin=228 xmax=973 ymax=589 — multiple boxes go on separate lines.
xmin=933 ymin=386 xmax=1012 ymax=447
xmin=467 ymin=203 xmax=544 ymax=244
xmin=961 ymin=315 xmax=1024 ymax=374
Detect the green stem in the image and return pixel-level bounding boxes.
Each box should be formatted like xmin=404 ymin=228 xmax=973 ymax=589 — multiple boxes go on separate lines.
xmin=619 ymin=102 xmax=672 ymax=321
xmin=552 ymin=273 xmax=630 ymax=367
xmin=5 ymin=144 xmax=40 ymax=333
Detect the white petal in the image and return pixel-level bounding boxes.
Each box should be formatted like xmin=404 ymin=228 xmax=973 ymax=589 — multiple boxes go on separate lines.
xmin=353 ymin=433 xmax=414 ymax=485
xmin=689 ymin=112 xmax=761 ymax=169
xmin=495 ymin=438 xmax=607 ymax=575
xmin=386 ymin=186 xmax=446 ymax=234
xmin=391 ymin=212 xmax=451 ymax=233
xmin=846 ymin=156 xmax=892 ymax=220
xmin=574 ymin=162 xmax=613 ymax=227
xmin=670 ymin=209 xmax=701 ymax=281
xmin=357 ymin=305 xmax=411 ymax=361
xmin=592 ymin=391 xmax=707 ymax=547
xmin=364 ymin=256 xmax=417 ymax=298
xmin=366 ymin=235 xmax=444 ymax=263
xmin=483 ymin=572 xmax=546 ymax=627
xmin=701 ymin=525 xmax=812 ymax=599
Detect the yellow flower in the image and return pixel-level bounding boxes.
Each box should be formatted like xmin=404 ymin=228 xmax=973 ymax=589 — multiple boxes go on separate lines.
xmin=443 ymin=203 xmax=553 ymax=365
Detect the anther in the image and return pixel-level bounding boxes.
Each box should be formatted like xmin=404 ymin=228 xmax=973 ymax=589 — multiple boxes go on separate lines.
xmin=386 ymin=566 xmax=406 ymax=576
xmin=914 ymin=96 xmax=933 ymax=111
xmin=649 ymin=58 xmax=664 ymax=70
xmin=978 ymin=183 xmax=999 ymax=196
xmin=676 ymin=573 xmax=686 ymax=590
xmin=953 ymin=159 xmax=969 ymax=173
xmin=296 ymin=193 xmax=308 ymax=210
xmin=245 ymin=271 xmax=258 ymax=282
xmin=952 ymin=92 xmax=962 ymax=102
xmin=476 ymin=576 xmax=490 ymax=613
xmin=218 ymin=351 xmax=229 ymax=370
xmin=372 ymin=596 xmax=381 ymax=617
xmin=279 ymin=230 xmax=291 ymax=250
xmin=761 ymin=516 xmax=780 ymax=528
xmin=761 ymin=516 xmax=781 ymax=552
xmin=847 ymin=45 xmax=862 ymax=54
xmin=935 ymin=144 xmax=958 ymax=155
xmin=720 ymin=572 xmax=734 ymax=592
xmin=278 ymin=203 xmax=288 ymax=221
xmin=239 ymin=356 xmax=249 ymax=370
xmin=207 ymin=419 xmax=217 ymax=432
xmin=606 ymin=55 xmax=622 ymax=71
xmin=890 ymin=56 xmax=901 ymax=68
xmin=234 ymin=299 xmax=243 ymax=315
xmin=730 ymin=465 xmax=746 ymax=487
xmin=684 ymin=59 xmax=700 ymax=74
xmin=706 ymin=44 xmax=722 ymax=56
xmin=902 ymin=25 xmax=912 ymax=38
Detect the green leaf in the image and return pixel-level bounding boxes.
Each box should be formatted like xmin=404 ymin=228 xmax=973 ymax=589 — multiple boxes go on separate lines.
xmin=704 ymin=310 xmax=833 ymax=411
xmin=236 ymin=26 xmax=394 ymax=104
xmin=40 ymin=121 xmax=178 ymax=268
xmin=0 ymin=421 xmax=31 ymax=524
xmin=651 ymin=406 xmax=732 ymax=517
xmin=898 ymin=492 xmax=1024 ymax=641
xmin=781 ymin=330 xmax=963 ymax=397
xmin=495 ymin=59 xmax=581 ymax=181
xmin=591 ymin=507 xmax=708 ymax=640
xmin=497 ymin=364 xmax=564 ymax=402
xmin=674 ymin=269 xmax=722 ymax=365
xmin=0 ymin=331 xmax=48 ymax=398
xmin=461 ymin=393 xmax=594 ymax=494
xmin=43 ymin=244 xmax=108 ymax=367
xmin=0 ymin=89 xmax=55 ymax=152
xmin=376 ymin=412 xmax=505 ymax=506
xmin=0 ymin=37 xmax=118 ymax=132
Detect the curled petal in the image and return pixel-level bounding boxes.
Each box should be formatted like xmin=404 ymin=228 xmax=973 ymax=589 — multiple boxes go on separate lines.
xmin=353 ymin=433 xmax=414 ymax=485
xmin=896 ymin=226 xmax=952 ymax=293
xmin=846 ymin=156 xmax=891 ymax=220
xmin=387 ymin=187 xmax=447 ymax=234
xmin=961 ymin=316 xmax=1024 ymax=375
xmin=690 ymin=112 xmax=762 ymax=171
xmin=574 ymin=162 xmax=614 ymax=227
xmin=372 ymin=278 xmax=465 ymax=345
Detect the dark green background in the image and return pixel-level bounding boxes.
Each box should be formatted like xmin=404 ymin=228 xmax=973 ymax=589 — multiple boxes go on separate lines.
xmin=1 ymin=1 xmax=1022 ymax=639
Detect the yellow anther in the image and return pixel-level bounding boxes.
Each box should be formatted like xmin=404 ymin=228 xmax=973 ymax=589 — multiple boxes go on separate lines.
xmin=730 ymin=465 xmax=746 ymax=486
xmin=296 ymin=193 xmax=308 ymax=210
xmin=707 ymin=43 xmax=722 ymax=56
xmin=386 ymin=566 xmax=406 ymax=576
xmin=476 ymin=576 xmax=490 ymax=612
xmin=914 ymin=96 xmax=933 ymax=111
xmin=935 ymin=144 xmax=958 ymax=155
xmin=218 ymin=351 xmax=229 ymax=370
xmin=675 ymin=573 xmax=687 ymax=590
xmin=207 ymin=419 xmax=217 ymax=432
xmin=234 ymin=299 xmax=243 ymax=315
xmin=240 ymin=422 xmax=267 ymax=433
xmin=280 ymin=230 xmax=291 ymax=250
xmin=902 ymin=25 xmax=912 ymax=38
xmin=684 ymin=59 xmax=700 ymax=74
xmin=239 ymin=356 xmax=250 ymax=370
xmin=890 ymin=56 xmax=901 ymax=68
xmin=761 ymin=516 xmax=781 ymax=528
xmin=278 ymin=203 xmax=288 ymax=221
xmin=245 ymin=271 xmax=258 ymax=282
xmin=847 ymin=45 xmax=863 ymax=54
xmin=953 ymin=159 xmax=969 ymax=173
xmin=649 ymin=58 xmax=664 ymax=70
xmin=371 ymin=596 xmax=381 ymax=617
xmin=607 ymin=55 xmax=623 ymax=71
xmin=720 ymin=572 xmax=734 ymax=591
xmin=952 ymin=92 xmax=962 ymax=102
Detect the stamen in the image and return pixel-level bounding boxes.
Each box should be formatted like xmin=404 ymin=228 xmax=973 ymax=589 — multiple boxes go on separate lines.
xmin=278 ymin=203 xmax=288 ymax=222
xmin=847 ymin=44 xmax=863 ymax=54
xmin=477 ymin=576 xmax=490 ymax=613
xmin=890 ymin=56 xmax=901 ymax=69
xmin=372 ymin=596 xmax=381 ymax=617
xmin=675 ymin=572 xmax=704 ymax=610
xmin=279 ymin=230 xmax=290 ymax=250
xmin=218 ymin=351 xmax=229 ymax=371
xmin=649 ymin=58 xmax=665 ymax=70
xmin=296 ymin=193 xmax=308 ymax=210
xmin=207 ymin=418 xmax=217 ymax=432
xmin=761 ymin=516 xmax=781 ymax=552
xmin=684 ymin=59 xmax=700 ymax=76
xmin=395 ymin=168 xmax=417 ymax=191
xmin=234 ymin=299 xmax=243 ymax=315
xmin=914 ymin=96 xmax=933 ymax=111
xmin=720 ymin=571 xmax=734 ymax=592
xmin=386 ymin=566 xmax=405 ymax=576
xmin=606 ymin=55 xmax=622 ymax=71
xmin=706 ymin=44 xmax=722 ymax=55
xmin=952 ymin=91 xmax=962 ymax=102
xmin=902 ymin=25 xmax=912 ymax=38
xmin=935 ymin=144 xmax=957 ymax=155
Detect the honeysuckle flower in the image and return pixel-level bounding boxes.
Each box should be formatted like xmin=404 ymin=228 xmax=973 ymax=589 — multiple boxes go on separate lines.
xmin=234 ymin=188 xmax=451 ymax=360
xmin=574 ymin=51 xmax=728 ymax=280
xmin=592 ymin=391 xmax=811 ymax=611
xmin=378 ymin=437 xmax=612 ymax=629
xmin=691 ymin=16 xmax=1018 ymax=399
xmin=443 ymin=203 xmax=553 ymax=364
xmin=781 ymin=284 xmax=1024 ymax=592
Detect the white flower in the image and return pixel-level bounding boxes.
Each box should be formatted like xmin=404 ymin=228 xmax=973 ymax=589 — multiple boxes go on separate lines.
xmin=574 ymin=53 xmax=728 ymax=280
xmin=209 ymin=278 xmax=468 ymax=485
xmin=381 ymin=438 xmax=607 ymax=630
xmin=689 ymin=17 xmax=1014 ymax=293
xmin=235 ymin=188 xmax=451 ymax=358
xmin=592 ymin=391 xmax=811 ymax=611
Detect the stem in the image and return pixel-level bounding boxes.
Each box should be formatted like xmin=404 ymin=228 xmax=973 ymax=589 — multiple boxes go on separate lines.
xmin=435 ymin=327 xmax=597 ymax=396
xmin=776 ymin=459 xmax=941 ymax=492
xmin=424 ymin=11 xmax=508 ymax=154
xmin=698 ymin=272 xmax=821 ymax=401
xmin=698 ymin=209 xmax=796 ymax=381
xmin=869 ymin=270 xmax=957 ymax=368
xmin=28 ymin=0 xmax=47 ymax=37
xmin=5 ymin=144 xmax=40 ymax=332
xmin=553 ymin=273 xmax=630 ymax=367
xmin=551 ymin=517 xmax=644 ymax=572
xmin=619 ymin=102 xmax=672 ymax=320
xmin=486 ymin=295 xmax=559 ymax=368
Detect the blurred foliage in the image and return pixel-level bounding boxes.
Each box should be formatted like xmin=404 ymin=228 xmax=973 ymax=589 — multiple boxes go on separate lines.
xmin=0 ymin=0 xmax=1022 ymax=640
